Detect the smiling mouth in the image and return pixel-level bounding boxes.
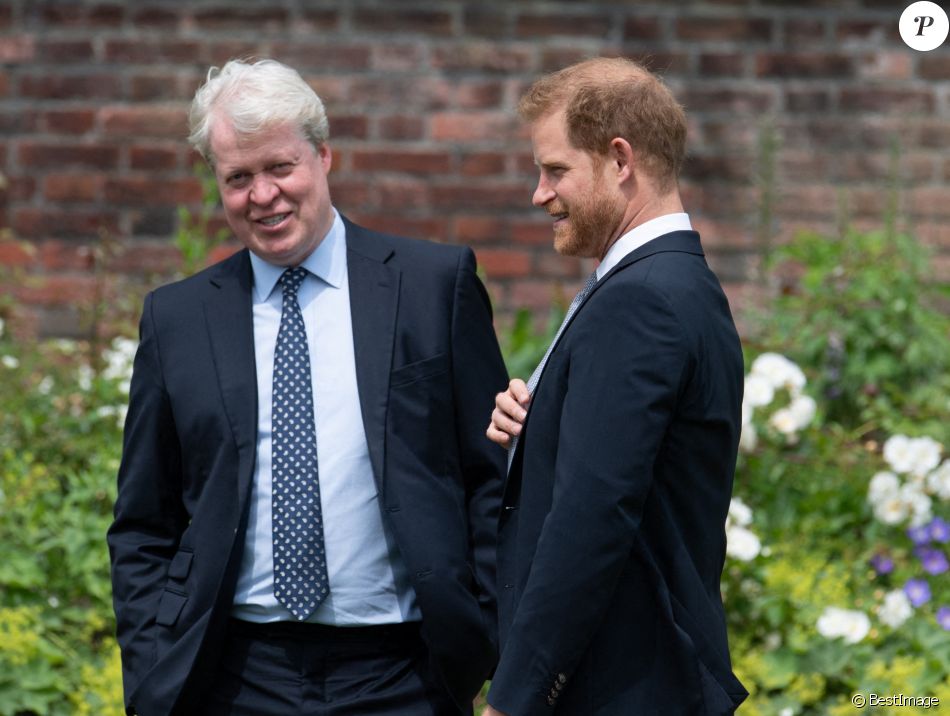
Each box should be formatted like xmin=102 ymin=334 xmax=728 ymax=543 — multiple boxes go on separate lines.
xmin=550 ymin=212 xmax=568 ymax=222
xmin=257 ymin=213 xmax=290 ymax=227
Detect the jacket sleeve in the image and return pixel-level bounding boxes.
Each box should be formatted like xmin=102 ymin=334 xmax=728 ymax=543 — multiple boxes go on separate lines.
xmin=487 ymin=281 xmax=690 ymax=716
xmin=450 ymin=247 xmax=509 ymax=650
xmin=107 ymin=291 xmax=189 ymax=711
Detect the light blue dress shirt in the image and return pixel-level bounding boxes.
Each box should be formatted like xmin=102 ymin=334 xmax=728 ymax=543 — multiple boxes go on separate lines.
xmin=232 ymin=210 xmax=420 ymax=625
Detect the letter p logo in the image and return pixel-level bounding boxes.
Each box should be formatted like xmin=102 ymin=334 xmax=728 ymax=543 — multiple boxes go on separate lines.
xmin=900 ymin=2 xmax=949 ymax=50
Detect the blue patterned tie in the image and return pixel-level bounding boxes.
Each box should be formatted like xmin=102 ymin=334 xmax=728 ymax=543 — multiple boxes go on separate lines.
xmin=508 ymin=271 xmax=598 ymax=471
xmin=272 ymin=267 xmax=329 ymax=620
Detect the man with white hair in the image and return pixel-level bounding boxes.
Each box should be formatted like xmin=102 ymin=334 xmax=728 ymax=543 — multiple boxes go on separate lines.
xmin=109 ymin=58 xmax=507 ymax=716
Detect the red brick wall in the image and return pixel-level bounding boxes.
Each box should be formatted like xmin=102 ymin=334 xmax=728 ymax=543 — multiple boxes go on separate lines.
xmin=1 ymin=0 xmax=948 ymax=336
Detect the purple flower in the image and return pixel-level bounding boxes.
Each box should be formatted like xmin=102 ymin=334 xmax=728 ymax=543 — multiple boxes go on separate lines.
xmin=919 ymin=548 xmax=950 ymax=575
xmin=870 ymin=553 xmax=894 ymax=575
xmin=937 ymin=606 xmax=950 ymax=631
xmin=905 ymin=578 xmax=932 ymax=607
xmin=930 ymin=517 xmax=950 ymax=544
xmin=907 ymin=524 xmax=931 ymax=546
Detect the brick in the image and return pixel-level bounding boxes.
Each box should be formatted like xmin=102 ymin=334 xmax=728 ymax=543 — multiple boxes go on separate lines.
xmin=460 ymin=152 xmax=506 ymax=177
xmin=44 ymin=109 xmax=96 ymax=134
xmin=0 ymin=4 xmax=10 ymax=28
xmin=0 ymin=36 xmax=36 ymax=62
xmin=918 ymin=120 xmax=950 ymax=148
xmin=511 ymin=219 xmax=556 ymax=246
xmin=331 ymin=115 xmax=369 ymax=140
xmin=107 ymin=241 xmax=182 ymax=273
xmin=454 ymin=216 xmax=507 ymax=244
xmin=784 ymin=19 xmax=827 ymax=45
xmin=909 ymin=187 xmax=950 ymax=218
xmin=131 ymin=7 xmax=180 ymax=27
xmin=677 ymin=17 xmax=772 ymax=42
xmin=621 ymin=51 xmax=691 ymax=76
xmin=455 ymin=81 xmax=505 ymax=109
xmin=700 ymin=53 xmax=746 ymax=76
xmin=431 ymin=184 xmax=531 ymax=210
xmin=329 ymin=181 xmax=373 ymax=210
xmin=130 ymin=145 xmax=181 ymax=171
xmin=371 ymin=45 xmax=423 ymax=72
xmin=11 ymin=274 xmax=100 ymax=306
xmin=131 ymin=208 xmax=178 ymax=237
xmin=836 ymin=20 xmax=899 ymax=43
xmin=18 ymin=143 xmax=119 ymax=169
xmin=0 ymin=240 xmax=35 ymax=268
xmin=756 ymin=53 xmax=854 ymax=78
xmin=44 ymin=173 xmax=105 ymax=202
xmin=104 ymin=39 xmax=203 ymax=64
xmin=130 ymin=74 xmax=187 ymax=101
xmin=20 ymin=74 xmax=122 ymax=100
xmin=38 ymin=241 xmax=96 ymax=271
xmin=2 ymin=175 xmax=36 ymax=201
xmin=536 ymin=252 xmax=586 ymax=279
xmin=354 ymin=8 xmax=453 ymax=35
xmin=0 ymin=73 xmax=6 ymax=98
xmin=374 ymin=179 xmax=429 ymax=211
xmin=14 ymin=208 xmax=120 ymax=239
xmin=377 ymin=115 xmax=424 ymax=141
xmin=269 ymin=43 xmax=371 ymax=71
xmin=192 ymin=6 xmax=289 ymax=29
xmin=349 ymin=215 xmax=448 ymax=243
xmin=431 ymin=112 xmax=515 ymax=141
xmin=839 ymin=88 xmax=934 ymax=113
xmin=349 ymin=76 xmax=452 ymax=110
xmin=352 ymin=150 xmax=451 ymax=175
xmin=683 ymin=155 xmax=752 ymax=183
xmin=105 ymin=177 xmax=202 ymax=206
xmin=475 ymin=248 xmax=532 ymax=278
xmin=431 ymin=44 xmax=534 ymax=73
xmin=624 ymin=17 xmax=663 ymax=41
xmin=516 ymin=11 xmax=611 ymax=38
xmin=920 ymin=55 xmax=950 ymax=81
xmin=100 ymin=107 xmax=188 ymax=138
xmin=682 ymin=88 xmax=775 ymax=113
xmin=857 ymin=52 xmax=912 ymax=80
xmin=785 ymin=89 xmax=830 ymax=113
xmin=464 ymin=8 xmax=511 ymax=37
xmin=37 ymin=40 xmax=95 ymax=62
xmin=206 ymin=41 xmax=261 ymax=63
xmin=300 ymin=8 xmax=340 ymax=31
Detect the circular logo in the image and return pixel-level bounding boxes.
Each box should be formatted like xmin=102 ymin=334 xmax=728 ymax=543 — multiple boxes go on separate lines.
xmin=900 ymin=1 xmax=949 ymax=51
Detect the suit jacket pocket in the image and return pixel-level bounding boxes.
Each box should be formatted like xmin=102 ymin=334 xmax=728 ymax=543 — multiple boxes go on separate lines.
xmin=155 ymin=588 xmax=187 ymax=627
xmin=167 ymin=549 xmax=193 ymax=580
xmin=390 ymin=352 xmax=448 ymax=388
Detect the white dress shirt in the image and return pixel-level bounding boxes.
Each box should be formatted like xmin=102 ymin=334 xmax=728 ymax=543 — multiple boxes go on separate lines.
xmin=596 ymin=213 xmax=693 ymax=280
xmin=232 ymin=210 xmax=420 ymax=625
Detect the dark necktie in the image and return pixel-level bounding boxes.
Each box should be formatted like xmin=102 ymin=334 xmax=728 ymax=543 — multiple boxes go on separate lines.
xmin=508 ymin=270 xmax=598 ymax=471
xmin=272 ymin=267 xmax=329 ymax=620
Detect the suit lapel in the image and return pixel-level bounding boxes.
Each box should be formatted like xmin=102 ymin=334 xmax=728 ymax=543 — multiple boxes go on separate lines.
xmin=344 ymin=219 xmax=400 ymax=490
xmin=202 ymin=249 xmax=258 ymax=500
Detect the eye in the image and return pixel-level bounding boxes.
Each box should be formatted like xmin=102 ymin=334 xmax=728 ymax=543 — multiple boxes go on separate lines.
xmin=270 ymin=162 xmax=294 ymax=175
xmin=226 ymin=172 xmax=250 ymax=188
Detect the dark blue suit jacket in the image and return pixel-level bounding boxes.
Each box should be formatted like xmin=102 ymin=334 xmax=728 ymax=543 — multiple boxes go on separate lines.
xmin=107 ymin=218 xmax=508 ymax=715
xmin=489 ymin=231 xmax=748 ymax=715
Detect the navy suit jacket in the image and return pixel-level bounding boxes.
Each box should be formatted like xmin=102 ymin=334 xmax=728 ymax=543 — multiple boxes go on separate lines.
xmin=107 ymin=218 xmax=508 ymax=716
xmin=489 ymin=231 xmax=748 ymax=715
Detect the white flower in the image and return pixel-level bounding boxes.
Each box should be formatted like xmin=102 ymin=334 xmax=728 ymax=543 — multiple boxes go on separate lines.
xmin=739 ymin=422 xmax=758 ymax=453
xmin=751 ymin=353 xmax=806 ymax=394
xmin=927 ymin=461 xmax=950 ymax=500
xmin=1 ymin=355 xmax=19 ymax=369
xmin=877 ymin=590 xmax=913 ymax=628
xmin=873 ymin=494 xmax=909 ymax=525
xmin=37 ymin=376 xmax=54 ymax=395
xmin=77 ymin=364 xmax=94 ymax=391
xmin=868 ymin=471 xmax=900 ymax=505
xmin=726 ymin=525 xmax=762 ymax=561
xmin=0 ymin=316 xmax=5 ymax=337
xmin=744 ymin=374 xmax=774 ymax=408
xmin=884 ymin=435 xmax=942 ymax=477
xmin=728 ymin=497 xmax=753 ymax=527
xmin=787 ymin=395 xmax=816 ymax=429
xmin=901 ymin=483 xmax=932 ymax=527
xmin=102 ymin=336 xmax=137 ymax=383
xmin=779 ymin=708 xmax=794 ymax=716
xmin=816 ymin=607 xmax=870 ymax=644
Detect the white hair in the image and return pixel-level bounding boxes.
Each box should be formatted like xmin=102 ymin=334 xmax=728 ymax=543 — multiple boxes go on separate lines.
xmin=188 ymin=58 xmax=329 ymax=164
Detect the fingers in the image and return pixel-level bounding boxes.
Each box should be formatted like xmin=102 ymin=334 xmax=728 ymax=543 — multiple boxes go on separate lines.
xmin=485 ymin=379 xmax=532 ymax=447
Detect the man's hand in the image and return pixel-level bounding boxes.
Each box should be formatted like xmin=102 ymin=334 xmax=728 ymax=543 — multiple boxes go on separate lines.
xmin=481 ymin=706 xmax=509 ymax=716
xmin=486 ymin=379 xmax=531 ymax=447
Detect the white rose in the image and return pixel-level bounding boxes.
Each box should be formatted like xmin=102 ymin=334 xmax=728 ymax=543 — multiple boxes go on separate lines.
xmin=728 ymin=497 xmax=753 ymax=527
xmin=751 ymin=353 xmax=806 ymax=394
xmin=873 ymin=494 xmax=909 ymax=525
xmin=816 ymin=607 xmax=870 ymax=644
xmin=877 ymin=590 xmax=913 ymax=628
xmin=883 ymin=435 xmax=915 ymax=474
xmin=768 ymin=407 xmax=799 ymax=437
xmin=868 ymin=471 xmax=900 ymax=505
xmin=744 ymin=373 xmax=775 ymax=408
xmin=739 ymin=422 xmax=758 ymax=453
xmin=726 ymin=526 xmax=761 ymax=561
xmin=907 ymin=437 xmax=942 ymax=478
xmin=927 ymin=461 xmax=950 ymax=500
xmin=1 ymin=355 xmax=19 ymax=369
xmin=787 ymin=395 xmax=817 ymax=429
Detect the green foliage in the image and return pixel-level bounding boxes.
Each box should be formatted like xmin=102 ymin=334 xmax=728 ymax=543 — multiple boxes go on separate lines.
xmin=498 ymin=307 xmax=564 ymax=380
xmin=0 ymin=332 xmax=127 ymax=715
xmin=174 ymin=161 xmax=230 ymax=276
xmin=730 ymin=227 xmax=950 ymax=714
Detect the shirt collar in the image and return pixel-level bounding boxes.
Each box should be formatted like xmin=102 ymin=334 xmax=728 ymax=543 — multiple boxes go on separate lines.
xmin=249 ymin=209 xmax=346 ymax=302
xmin=596 ymin=213 xmax=692 ymax=280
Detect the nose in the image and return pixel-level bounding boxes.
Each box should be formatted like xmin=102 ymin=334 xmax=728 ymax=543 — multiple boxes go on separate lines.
xmin=249 ymin=173 xmax=279 ymax=206
xmin=532 ymin=175 xmax=554 ymax=207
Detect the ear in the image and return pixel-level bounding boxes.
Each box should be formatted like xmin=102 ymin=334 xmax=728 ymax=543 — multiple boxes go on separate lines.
xmin=608 ymin=137 xmax=635 ymax=184
xmin=318 ymin=142 xmax=333 ymax=172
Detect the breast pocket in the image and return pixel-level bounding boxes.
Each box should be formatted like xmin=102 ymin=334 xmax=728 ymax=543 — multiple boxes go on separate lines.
xmin=388 ymin=353 xmax=455 ymax=471
xmin=390 ymin=352 xmax=449 ymax=388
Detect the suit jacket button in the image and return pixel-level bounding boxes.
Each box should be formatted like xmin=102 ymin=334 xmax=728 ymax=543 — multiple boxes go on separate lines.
xmin=546 ymin=696 xmax=556 ymax=706
xmin=558 ymin=672 xmax=567 ymax=683
xmin=555 ymin=681 xmax=563 ymax=691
